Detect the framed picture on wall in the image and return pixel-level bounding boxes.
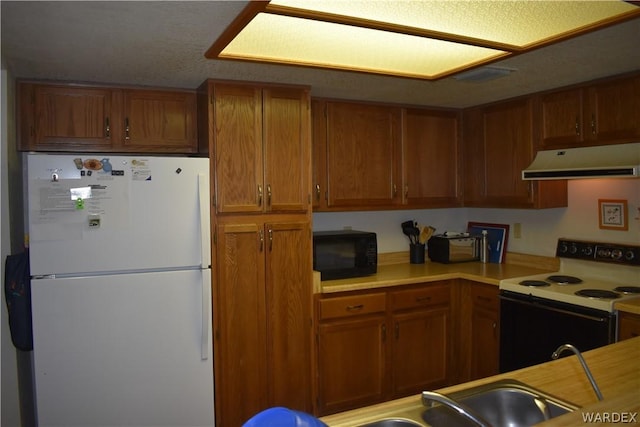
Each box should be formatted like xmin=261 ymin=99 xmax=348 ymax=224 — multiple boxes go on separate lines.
xmin=598 ymin=199 xmax=628 ymax=231
xmin=467 ymin=222 xmax=510 ymax=263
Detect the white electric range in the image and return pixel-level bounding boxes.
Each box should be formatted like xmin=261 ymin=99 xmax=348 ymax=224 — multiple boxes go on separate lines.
xmin=499 ymin=238 xmax=640 ymax=312
xmin=498 ymin=238 xmax=640 ymax=373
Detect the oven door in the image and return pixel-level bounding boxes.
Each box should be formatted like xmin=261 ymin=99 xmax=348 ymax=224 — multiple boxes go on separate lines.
xmin=499 ymin=290 xmax=616 ymax=373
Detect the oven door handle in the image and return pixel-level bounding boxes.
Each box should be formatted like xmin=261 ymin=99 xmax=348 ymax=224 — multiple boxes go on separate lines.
xmin=500 ymin=295 xmax=610 ymax=322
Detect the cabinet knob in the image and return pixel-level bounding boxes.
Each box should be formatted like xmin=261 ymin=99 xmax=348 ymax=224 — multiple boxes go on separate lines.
xmin=591 ymin=114 xmax=596 ymax=135
xmin=268 ymin=228 xmax=273 ymax=252
xmin=257 ymin=185 xmax=263 ymax=206
xmin=575 ymin=118 xmax=580 ymax=136
xmin=315 ymin=184 xmax=321 ymax=201
xmin=267 ymin=184 xmax=272 ymax=206
xmin=105 ymin=117 xmax=110 ymax=138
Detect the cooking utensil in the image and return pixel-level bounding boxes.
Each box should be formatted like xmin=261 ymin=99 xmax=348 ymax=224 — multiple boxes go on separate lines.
xmin=402 ymin=220 xmax=419 ymax=244
xmin=419 ymin=226 xmax=436 ymax=244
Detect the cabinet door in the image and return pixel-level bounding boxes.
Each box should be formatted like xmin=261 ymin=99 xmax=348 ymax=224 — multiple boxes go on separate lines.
xmin=122 ymin=90 xmax=197 ymax=152
xmin=539 ymin=89 xmax=584 ymax=148
xmin=618 ymin=312 xmax=640 ymax=341
xmin=317 ymin=316 xmax=387 ymax=415
xmin=214 ymin=222 xmax=267 ymax=427
xmin=311 ymin=99 xmax=327 ymax=209
xmin=463 ymin=102 xmax=567 ymax=209
xmin=391 ymin=307 xmax=450 ymax=397
xmin=212 ymin=84 xmax=264 ymax=213
xmin=30 ymin=85 xmax=113 ymax=150
xmin=263 ymin=88 xmax=310 ymax=212
xmin=483 ymin=99 xmax=534 ymax=206
xmin=469 ymin=285 xmax=500 ymax=380
xmin=402 ymin=109 xmax=461 ymax=207
xmin=589 ymin=75 xmax=640 ymax=143
xmin=265 ymin=221 xmax=313 ymax=412
xmin=325 ymin=102 xmax=401 ymax=208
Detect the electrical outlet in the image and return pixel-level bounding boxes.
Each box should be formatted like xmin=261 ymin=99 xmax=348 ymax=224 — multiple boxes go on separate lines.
xmin=513 ymin=223 xmax=522 ymax=239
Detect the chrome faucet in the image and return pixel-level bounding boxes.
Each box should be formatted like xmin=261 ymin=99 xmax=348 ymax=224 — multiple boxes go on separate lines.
xmin=551 ymin=343 xmax=604 ymax=401
xmin=422 ymin=391 xmax=491 ymax=427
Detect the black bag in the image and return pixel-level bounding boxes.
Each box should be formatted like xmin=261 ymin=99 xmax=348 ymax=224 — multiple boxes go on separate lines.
xmin=4 ymin=251 xmax=33 ymax=351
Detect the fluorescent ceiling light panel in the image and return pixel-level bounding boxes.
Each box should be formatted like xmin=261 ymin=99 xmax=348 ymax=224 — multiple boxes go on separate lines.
xmin=206 ymin=1 xmax=640 ymax=80
xmin=220 ymin=13 xmax=507 ymax=79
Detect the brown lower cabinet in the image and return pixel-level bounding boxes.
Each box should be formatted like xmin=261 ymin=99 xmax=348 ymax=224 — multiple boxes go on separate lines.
xmin=618 ymin=311 xmax=640 ymax=341
xmin=467 ymin=282 xmax=501 ymax=380
xmin=316 ymin=282 xmax=453 ymax=416
xmin=214 ymin=217 xmax=313 ymax=426
xmin=315 ymin=279 xmax=502 ymax=416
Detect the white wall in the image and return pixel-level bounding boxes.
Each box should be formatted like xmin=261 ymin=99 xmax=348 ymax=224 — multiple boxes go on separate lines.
xmin=1 ymin=67 xmax=22 ymax=426
xmin=313 ymin=178 xmax=640 ymax=256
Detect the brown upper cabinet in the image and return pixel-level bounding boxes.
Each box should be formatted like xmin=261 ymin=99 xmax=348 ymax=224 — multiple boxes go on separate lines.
xmin=322 ymin=100 xmax=402 ymax=210
xmin=402 ymin=108 xmax=462 ymax=208
xmin=18 ymin=82 xmax=197 ymax=153
xmin=538 ymin=74 xmax=640 ymax=149
xmin=313 ymin=100 xmax=461 ymax=211
xmin=462 ymin=98 xmax=567 ymax=209
xmin=199 ymin=81 xmax=311 ymax=215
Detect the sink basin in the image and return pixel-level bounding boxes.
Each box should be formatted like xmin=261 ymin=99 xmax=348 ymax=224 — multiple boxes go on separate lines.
xmin=359 ymin=419 xmax=422 ymax=427
xmin=422 ymin=379 xmax=579 ymax=427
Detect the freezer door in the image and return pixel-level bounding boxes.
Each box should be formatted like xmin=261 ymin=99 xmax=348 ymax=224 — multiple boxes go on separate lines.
xmin=27 ymin=154 xmax=211 ymax=276
xmin=31 ymin=269 xmax=214 ymax=427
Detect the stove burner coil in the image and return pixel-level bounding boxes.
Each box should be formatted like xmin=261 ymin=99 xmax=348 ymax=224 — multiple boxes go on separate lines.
xmin=519 ymin=280 xmax=550 ymax=287
xmin=547 ymin=275 xmax=583 ymax=284
xmin=575 ymin=289 xmax=620 ymax=299
xmin=613 ymin=286 xmax=640 ymax=294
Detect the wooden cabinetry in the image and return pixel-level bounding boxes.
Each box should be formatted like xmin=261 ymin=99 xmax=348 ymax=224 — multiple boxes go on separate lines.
xmin=463 ymin=98 xmax=567 ymax=208
xmin=618 ymin=311 xmax=640 ymax=341
xmin=200 ymin=79 xmax=313 ymax=427
xmin=323 ymin=101 xmax=402 ymax=209
xmin=18 ymin=82 xmax=197 ymax=152
xmin=201 ymin=82 xmax=310 ymax=214
xmin=316 ymin=281 xmax=453 ymax=415
xmin=312 ymin=100 xmax=461 ymax=211
xmin=539 ymin=74 xmax=640 ymax=149
xmin=215 ymin=218 xmax=313 ymax=426
xmin=389 ymin=283 xmax=452 ymax=397
xmin=402 ymin=109 xmax=462 ymax=207
xmin=454 ymin=280 xmax=500 ymax=383
xmin=468 ymin=283 xmax=500 ymax=380
xmin=317 ymin=293 xmax=387 ymax=415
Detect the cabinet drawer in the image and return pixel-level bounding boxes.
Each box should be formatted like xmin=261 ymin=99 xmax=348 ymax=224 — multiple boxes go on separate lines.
xmin=390 ymin=284 xmax=450 ymax=311
xmin=470 ymin=284 xmax=499 ymax=310
xmin=319 ymin=293 xmax=386 ymax=320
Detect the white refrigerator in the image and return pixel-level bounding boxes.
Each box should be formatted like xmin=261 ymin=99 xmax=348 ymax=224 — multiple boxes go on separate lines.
xmin=27 ymin=154 xmax=214 ymax=427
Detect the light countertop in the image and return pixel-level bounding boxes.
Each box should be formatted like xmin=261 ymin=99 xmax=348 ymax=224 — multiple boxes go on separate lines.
xmin=317 ymin=261 xmax=555 ymax=294
xmin=320 ymin=336 xmax=640 ymax=427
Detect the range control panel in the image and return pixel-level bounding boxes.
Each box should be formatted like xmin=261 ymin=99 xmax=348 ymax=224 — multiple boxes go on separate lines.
xmin=556 ymin=239 xmax=640 ymax=266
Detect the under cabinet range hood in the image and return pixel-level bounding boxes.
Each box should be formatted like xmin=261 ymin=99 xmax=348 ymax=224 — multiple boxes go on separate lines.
xmin=522 ymin=143 xmax=640 ymax=180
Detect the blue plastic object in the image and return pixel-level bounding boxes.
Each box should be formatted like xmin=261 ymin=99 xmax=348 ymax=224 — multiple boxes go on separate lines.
xmin=243 ymin=407 xmax=328 ymax=427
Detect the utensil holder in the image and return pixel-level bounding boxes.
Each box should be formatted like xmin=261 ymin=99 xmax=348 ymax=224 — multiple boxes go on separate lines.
xmin=409 ymin=243 xmax=425 ymax=264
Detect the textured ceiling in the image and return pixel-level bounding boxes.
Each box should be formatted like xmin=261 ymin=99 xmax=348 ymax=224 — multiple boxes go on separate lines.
xmin=1 ymin=1 xmax=640 ymax=108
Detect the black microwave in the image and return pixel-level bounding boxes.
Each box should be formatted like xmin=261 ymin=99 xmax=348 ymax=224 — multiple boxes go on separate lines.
xmin=313 ymin=230 xmax=377 ymax=281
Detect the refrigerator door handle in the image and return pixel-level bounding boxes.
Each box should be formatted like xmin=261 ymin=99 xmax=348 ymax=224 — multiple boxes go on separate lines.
xmin=201 ymin=271 xmax=211 ymax=360
xmin=198 ymin=174 xmax=211 ymax=268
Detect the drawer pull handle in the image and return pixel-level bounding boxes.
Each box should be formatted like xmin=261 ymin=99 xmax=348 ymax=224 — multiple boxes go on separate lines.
xmin=346 ymin=304 xmax=364 ymax=312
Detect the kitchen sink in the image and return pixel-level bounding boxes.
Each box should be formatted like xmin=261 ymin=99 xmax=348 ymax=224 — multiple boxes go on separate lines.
xmin=421 ymin=379 xmax=579 ymax=427
xmin=359 ymin=419 xmax=423 ymax=427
